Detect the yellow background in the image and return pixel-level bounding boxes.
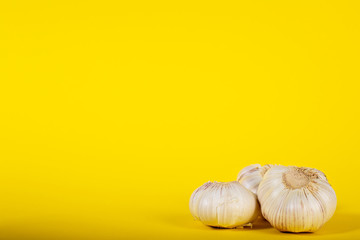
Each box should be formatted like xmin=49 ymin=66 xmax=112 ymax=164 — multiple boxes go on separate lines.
xmin=1 ymin=1 xmax=359 ymax=239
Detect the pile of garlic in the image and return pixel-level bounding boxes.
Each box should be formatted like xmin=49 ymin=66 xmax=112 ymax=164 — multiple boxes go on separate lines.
xmin=189 ymin=164 xmax=337 ymax=233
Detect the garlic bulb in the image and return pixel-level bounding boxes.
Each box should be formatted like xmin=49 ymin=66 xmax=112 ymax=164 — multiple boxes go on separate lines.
xmin=189 ymin=181 xmax=260 ymax=228
xmin=258 ymin=165 xmax=337 ymax=233
xmin=237 ymin=164 xmax=274 ymax=194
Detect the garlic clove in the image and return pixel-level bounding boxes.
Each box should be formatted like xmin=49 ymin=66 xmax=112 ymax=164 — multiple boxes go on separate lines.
xmin=258 ymin=165 xmax=337 ymax=233
xmin=189 ymin=181 xmax=212 ymax=221
xmin=190 ymin=181 xmax=260 ymax=228
xmin=237 ymin=164 xmax=274 ymax=194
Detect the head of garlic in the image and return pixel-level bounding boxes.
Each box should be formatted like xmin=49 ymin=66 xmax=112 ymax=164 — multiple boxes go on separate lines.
xmin=257 ymin=165 xmax=337 ymax=233
xmin=237 ymin=164 xmax=274 ymax=194
xmin=189 ymin=181 xmax=260 ymax=228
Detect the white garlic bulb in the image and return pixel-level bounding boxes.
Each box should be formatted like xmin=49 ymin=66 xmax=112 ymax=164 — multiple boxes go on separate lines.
xmin=258 ymin=165 xmax=337 ymax=233
xmin=189 ymin=181 xmax=259 ymax=228
xmin=237 ymin=164 xmax=274 ymax=194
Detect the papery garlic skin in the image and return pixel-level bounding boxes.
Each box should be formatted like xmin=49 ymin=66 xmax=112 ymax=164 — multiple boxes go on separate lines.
xmin=237 ymin=164 xmax=274 ymax=194
xmin=258 ymin=165 xmax=337 ymax=233
xmin=190 ymin=181 xmax=260 ymax=228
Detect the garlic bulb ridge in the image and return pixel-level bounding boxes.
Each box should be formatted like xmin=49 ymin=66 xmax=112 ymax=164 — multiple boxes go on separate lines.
xmin=189 ymin=181 xmax=260 ymax=228
xmin=257 ymin=165 xmax=337 ymax=233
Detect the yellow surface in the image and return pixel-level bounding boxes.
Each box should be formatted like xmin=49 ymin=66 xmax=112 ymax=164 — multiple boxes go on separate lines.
xmin=0 ymin=1 xmax=359 ymax=239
